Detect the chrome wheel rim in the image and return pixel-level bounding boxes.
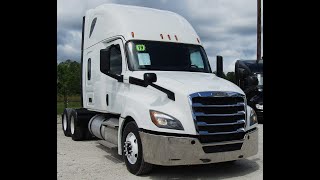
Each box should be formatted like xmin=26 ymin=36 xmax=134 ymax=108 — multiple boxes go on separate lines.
xmin=124 ymin=132 xmax=138 ymax=164
xmin=63 ymin=114 xmax=67 ymax=131
xmin=70 ymin=116 xmax=75 ymax=135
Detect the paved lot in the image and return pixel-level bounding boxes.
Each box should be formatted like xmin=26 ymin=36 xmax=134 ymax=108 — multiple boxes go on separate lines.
xmin=57 ymin=119 xmax=263 ymax=180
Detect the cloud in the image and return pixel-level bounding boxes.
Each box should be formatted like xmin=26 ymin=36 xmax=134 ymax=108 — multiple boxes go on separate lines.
xmin=57 ymin=29 xmax=82 ymax=62
xmin=57 ymin=0 xmax=263 ymax=72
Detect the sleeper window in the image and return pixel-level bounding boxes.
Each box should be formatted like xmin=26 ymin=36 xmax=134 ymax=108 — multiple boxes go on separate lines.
xmin=89 ymin=17 xmax=97 ymax=38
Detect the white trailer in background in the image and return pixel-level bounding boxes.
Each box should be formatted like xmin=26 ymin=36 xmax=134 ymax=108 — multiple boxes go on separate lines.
xmin=61 ymin=4 xmax=258 ymax=175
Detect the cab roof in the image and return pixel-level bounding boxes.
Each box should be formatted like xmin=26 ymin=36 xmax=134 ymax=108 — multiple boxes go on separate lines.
xmin=84 ymin=4 xmax=201 ymax=49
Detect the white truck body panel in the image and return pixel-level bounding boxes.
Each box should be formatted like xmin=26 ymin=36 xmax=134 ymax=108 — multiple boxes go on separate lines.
xmin=83 ymin=4 xmax=201 ymax=50
xmin=82 ymin=37 xmax=128 ymax=114
xmin=120 ymin=71 xmax=244 ymax=134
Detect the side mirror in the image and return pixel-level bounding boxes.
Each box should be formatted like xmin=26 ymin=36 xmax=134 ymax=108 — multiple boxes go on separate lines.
xmin=100 ymin=48 xmax=111 ymax=74
xmin=144 ymin=73 xmax=157 ymax=85
xmin=216 ymin=56 xmax=223 ymax=78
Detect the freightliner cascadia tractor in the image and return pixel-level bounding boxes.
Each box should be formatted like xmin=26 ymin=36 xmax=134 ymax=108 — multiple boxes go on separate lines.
xmin=61 ymin=4 xmax=258 ymax=175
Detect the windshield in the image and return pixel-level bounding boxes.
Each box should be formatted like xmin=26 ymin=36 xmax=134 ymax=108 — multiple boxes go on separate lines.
xmin=126 ymin=40 xmax=212 ymax=73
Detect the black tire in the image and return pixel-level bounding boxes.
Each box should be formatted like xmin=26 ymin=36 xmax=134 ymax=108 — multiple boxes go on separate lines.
xmin=70 ymin=109 xmax=87 ymax=141
xmin=122 ymin=121 xmax=153 ymax=175
xmin=224 ymin=160 xmax=237 ymax=164
xmin=62 ymin=108 xmax=73 ymax=137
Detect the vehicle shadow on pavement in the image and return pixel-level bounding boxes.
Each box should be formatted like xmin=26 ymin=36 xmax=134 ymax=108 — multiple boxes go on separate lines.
xmin=145 ymin=159 xmax=260 ymax=179
xmin=96 ymin=144 xmax=124 ymax=164
xmin=96 ymin=143 xmax=260 ymax=179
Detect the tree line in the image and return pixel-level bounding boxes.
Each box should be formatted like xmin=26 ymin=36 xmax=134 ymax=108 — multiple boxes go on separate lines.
xmin=213 ymin=71 xmax=236 ymax=84
xmin=57 ymin=60 xmax=81 ymax=108
xmin=57 ymin=60 xmax=236 ymax=108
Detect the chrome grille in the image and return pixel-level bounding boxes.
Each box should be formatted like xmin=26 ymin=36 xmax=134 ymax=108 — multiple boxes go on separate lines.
xmin=189 ymin=91 xmax=246 ymax=143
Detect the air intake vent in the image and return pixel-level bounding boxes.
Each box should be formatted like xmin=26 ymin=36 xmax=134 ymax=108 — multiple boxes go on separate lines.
xmin=189 ymin=91 xmax=246 ymax=143
xmin=202 ymin=143 xmax=243 ymax=153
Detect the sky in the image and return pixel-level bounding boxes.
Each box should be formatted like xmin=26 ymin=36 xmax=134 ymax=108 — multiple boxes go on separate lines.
xmin=57 ymin=0 xmax=263 ymax=72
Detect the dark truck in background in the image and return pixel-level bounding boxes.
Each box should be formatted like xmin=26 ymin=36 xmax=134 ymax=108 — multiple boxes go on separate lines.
xmin=235 ymin=60 xmax=263 ymax=123
xmin=215 ymin=57 xmax=263 ymax=123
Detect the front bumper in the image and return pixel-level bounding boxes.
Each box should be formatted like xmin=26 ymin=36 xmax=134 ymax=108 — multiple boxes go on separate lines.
xmin=139 ymin=128 xmax=258 ymax=166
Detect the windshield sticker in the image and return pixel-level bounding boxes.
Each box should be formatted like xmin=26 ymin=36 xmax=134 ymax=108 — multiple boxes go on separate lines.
xmin=136 ymin=44 xmax=146 ymax=51
xmin=137 ymin=53 xmax=151 ymax=65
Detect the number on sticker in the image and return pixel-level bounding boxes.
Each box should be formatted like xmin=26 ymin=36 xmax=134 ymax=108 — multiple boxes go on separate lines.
xmin=136 ymin=44 xmax=146 ymax=51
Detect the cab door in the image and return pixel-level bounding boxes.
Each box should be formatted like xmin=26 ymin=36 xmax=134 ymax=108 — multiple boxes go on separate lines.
xmin=101 ymin=39 xmax=127 ymax=114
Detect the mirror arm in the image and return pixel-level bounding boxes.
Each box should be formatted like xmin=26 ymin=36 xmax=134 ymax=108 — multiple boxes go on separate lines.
xmin=106 ymin=73 xmax=123 ymax=82
xmin=128 ymin=76 xmax=175 ymax=101
xmin=149 ymin=83 xmax=175 ymax=101
xmin=129 ymin=76 xmax=148 ymax=87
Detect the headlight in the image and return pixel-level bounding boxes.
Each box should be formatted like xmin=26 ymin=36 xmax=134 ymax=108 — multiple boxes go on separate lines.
xmin=149 ymin=110 xmax=184 ymax=130
xmin=256 ymin=104 xmax=263 ymax=110
xmin=250 ymin=108 xmax=258 ymax=126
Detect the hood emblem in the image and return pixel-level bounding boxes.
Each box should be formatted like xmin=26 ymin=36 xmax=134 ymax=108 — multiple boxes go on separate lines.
xmin=213 ymin=92 xmax=228 ymax=97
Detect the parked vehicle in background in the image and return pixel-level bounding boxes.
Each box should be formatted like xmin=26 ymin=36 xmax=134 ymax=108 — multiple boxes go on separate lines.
xmin=235 ymin=60 xmax=263 ymax=123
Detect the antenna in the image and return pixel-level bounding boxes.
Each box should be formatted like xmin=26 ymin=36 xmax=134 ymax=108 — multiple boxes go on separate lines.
xmin=257 ymin=0 xmax=262 ymax=63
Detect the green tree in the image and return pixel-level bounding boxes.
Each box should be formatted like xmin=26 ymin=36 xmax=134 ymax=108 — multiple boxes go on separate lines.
xmin=213 ymin=71 xmax=227 ymax=79
xmin=226 ymin=72 xmax=236 ymax=83
xmin=57 ymin=60 xmax=81 ymax=108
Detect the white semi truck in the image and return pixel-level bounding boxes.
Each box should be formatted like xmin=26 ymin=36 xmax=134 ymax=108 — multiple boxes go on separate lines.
xmin=61 ymin=4 xmax=258 ymax=175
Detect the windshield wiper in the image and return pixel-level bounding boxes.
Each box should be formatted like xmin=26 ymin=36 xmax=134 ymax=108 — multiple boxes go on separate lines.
xmin=189 ymin=69 xmax=205 ymax=72
xmin=139 ymin=66 xmax=205 ymax=72
xmin=138 ymin=67 xmax=159 ymax=70
xmin=191 ymin=64 xmax=199 ymax=68
xmin=182 ymin=65 xmax=205 ymax=72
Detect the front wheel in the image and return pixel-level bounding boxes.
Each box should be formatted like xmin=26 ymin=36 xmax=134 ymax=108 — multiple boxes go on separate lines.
xmin=122 ymin=121 xmax=153 ymax=175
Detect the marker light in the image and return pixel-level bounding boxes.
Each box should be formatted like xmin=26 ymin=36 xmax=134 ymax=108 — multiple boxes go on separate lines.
xmin=160 ymin=34 xmax=163 ymax=39
xmin=197 ymin=38 xmax=200 ymax=43
xmin=175 ymin=35 xmax=178 ymax=41
xmin=167 ymin=34 xmax=171 ymax=40
xmin=131 ymin=32 xmax=134 ymax=38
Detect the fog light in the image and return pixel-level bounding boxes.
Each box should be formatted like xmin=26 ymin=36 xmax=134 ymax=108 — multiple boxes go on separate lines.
xmin=256 ymin=104 xmax=263 ymax=110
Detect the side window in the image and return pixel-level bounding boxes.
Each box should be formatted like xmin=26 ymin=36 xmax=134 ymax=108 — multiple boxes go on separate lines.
xmin=109 ymin=45 xmax=122 ymax=75
xmin=89 ymin=17 xmax=97 ymax=38
xmin=87 ymin=58 xmax=91 ymax=80
xmin=190 ymin=51 xmax=204 ymax=68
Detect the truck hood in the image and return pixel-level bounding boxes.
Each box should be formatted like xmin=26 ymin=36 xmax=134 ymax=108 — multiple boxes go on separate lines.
xmin=129 ymin=71 xmax=245 ymax=96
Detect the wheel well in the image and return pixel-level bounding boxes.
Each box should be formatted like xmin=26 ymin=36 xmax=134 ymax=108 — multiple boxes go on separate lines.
xmin=118 ymin=116 xmax=136 ymax=155
xmin=122 ymin=116 xmax=135 ymax=135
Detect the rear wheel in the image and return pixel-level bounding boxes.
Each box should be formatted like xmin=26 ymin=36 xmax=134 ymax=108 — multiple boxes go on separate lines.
xmin=70 ymin=109 xmax=87 ymax=141
xmin=122 ymin=121 xmax=153 ymax=175
xmin=62 ymin=108 xmax=73 ymax=137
